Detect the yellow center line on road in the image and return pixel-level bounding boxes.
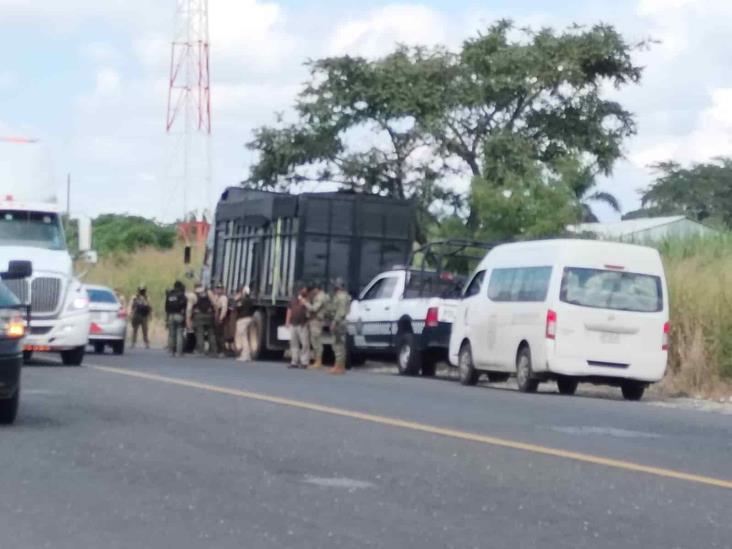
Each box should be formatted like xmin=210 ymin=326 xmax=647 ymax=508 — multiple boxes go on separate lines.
xmin=90 ymin=364 xmax=732 ymax=491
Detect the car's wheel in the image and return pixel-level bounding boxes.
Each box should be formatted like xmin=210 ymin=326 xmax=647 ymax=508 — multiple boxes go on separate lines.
xmin=487 ymin=373 xmax=510 ymax=383
xmin=93 ymin=342 xmax=105 ymax=354
xmin=458 ymin=342 xmax=479 ymax=386
xmin=61 ymin=346 xmax=85 ymax=366
xmin=516 ymin=346 xmax=539 ymax=393
xmin=111 ymin=340 xmax=125 ymax=356
xmin=621 ymin=382 xmax=646 ymax=401
xmin=22 ymin=351 xmax=33 ymax=363
xmin=0 ymin=390 xmax=19 ymax=425
xmin=396 ymin=333 xmax=422 ymax=376
xmin=557 ymin=377 xmax=578 ymax=396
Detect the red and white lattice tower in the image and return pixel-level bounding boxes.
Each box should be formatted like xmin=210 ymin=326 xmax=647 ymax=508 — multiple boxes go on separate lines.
xmin=166 ymin=0 xmax=212 ymax=221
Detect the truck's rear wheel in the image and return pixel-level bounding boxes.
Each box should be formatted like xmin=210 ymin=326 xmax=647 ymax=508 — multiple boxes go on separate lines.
xmin=249 ymin=311 xmax=265 ymax=361
xmin=0 ymin=390 xmax=19 ymax=425
xmin=396 ymin=333 xmax=421 ymax=376
xmin=61 ymin=346 xmax=85 ymax=366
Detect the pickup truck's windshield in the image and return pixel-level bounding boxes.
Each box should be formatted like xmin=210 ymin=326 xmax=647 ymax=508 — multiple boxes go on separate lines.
xmin=0 ymin=210 xmax=67 ymax=251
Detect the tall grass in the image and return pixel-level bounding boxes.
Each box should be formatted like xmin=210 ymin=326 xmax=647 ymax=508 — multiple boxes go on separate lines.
xmin=659 ymin=235 xmax=732 ymax=396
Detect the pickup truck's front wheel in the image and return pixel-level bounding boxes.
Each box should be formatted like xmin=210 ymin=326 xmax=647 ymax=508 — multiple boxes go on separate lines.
xmin=397 ymin=333 xmax=422 ymax=377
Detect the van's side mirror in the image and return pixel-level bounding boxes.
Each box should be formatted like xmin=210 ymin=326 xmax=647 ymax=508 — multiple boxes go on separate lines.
xmin=1 ymin=260 xmax=33 ymax=280
xmin=184 ymin=246 xmax=192 ymax=265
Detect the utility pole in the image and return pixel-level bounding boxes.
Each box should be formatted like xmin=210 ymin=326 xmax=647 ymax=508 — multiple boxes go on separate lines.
xmin=66 ymin=173 xmax=71 ymax=218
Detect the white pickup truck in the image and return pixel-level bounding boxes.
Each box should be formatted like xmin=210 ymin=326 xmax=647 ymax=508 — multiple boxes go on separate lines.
xmin=346 ymin=241 xmax=491 ymax=375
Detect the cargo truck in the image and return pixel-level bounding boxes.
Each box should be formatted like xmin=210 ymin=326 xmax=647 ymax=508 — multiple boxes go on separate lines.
xmin=0 ymin=139 xmax=96 ymax=365
xmin=210 ymin=188 xmax=415 ymax=360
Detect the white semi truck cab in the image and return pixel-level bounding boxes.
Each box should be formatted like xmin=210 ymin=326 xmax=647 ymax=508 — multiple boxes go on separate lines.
xmin=0 ymin=139 xmax=94 ymax=365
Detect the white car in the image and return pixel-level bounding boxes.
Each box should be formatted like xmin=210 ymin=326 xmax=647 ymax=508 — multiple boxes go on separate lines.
xmin=85 ymin=285 xmax=126 ymax=355
xmin=449 ymin=239 xmax=669 ymax=401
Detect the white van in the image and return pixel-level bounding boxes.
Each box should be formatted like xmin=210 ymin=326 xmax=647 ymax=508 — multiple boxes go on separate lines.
xmin=448 ymin=239 xmax=669 ymax=401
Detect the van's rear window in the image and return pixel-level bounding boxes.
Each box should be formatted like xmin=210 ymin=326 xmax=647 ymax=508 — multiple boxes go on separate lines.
xmin=560 ymin=268 xmax=663 ymax=313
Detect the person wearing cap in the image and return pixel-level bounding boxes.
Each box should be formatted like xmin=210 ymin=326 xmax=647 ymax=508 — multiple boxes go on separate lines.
xmin=286 ymin=283 xmax=311 ymax=369
xmin=301 ymin=279 xmax=329 ymax=370
xmin=233 ymin=285 xmax=255 ymax=361
xmin=329 ymin=277 xmax=351 ymax=375
xmin=129 ymin=285 xmax=152 ymax=349
xmin=186 ymin=282 xmax=218 ymax=356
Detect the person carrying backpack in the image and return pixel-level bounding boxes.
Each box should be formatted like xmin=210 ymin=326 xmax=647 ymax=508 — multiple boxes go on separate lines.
xmin=186 ymin=283 xmax=218 ymax=356
xmin=165 ymin=280 xmax=188 ymax=357
xmin=130 ymin=285 xmax=152 ymax=349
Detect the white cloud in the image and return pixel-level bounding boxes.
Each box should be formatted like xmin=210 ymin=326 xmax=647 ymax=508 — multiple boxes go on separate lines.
xmin=80 ymin=42 xmax=119 ymax=63
xmin=329 ymin=4 xmax=448 ymax=57
xmin=0 ymin=70 xmax=18 ymax=92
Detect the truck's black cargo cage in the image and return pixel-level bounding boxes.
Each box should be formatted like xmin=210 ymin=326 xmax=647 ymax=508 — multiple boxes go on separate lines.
xmin=212 ymin=188 xmax=416 ymax=301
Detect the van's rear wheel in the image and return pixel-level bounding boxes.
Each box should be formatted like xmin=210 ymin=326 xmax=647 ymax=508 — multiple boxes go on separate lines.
xmin=458 ymin=343 xmax=479 ymax=386
xmin=621 ymin=382 xmax=646 ymax=401
xmin=557 ymin=377 xmax=578 ymax=396
xmin=516 ymin=347 xmax=539 ymax=393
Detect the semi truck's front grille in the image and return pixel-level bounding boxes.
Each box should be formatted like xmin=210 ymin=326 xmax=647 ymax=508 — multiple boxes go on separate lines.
xmin=31 ymin=277 xmax=62 ymax=314
xmin=4 ymin=279 xmax=29 ymax=304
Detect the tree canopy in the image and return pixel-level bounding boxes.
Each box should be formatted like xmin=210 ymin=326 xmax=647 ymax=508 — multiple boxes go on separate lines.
xmin=66 ymin=214 xmax=176 ymax=256
xmin=245 ymin=20 xmax=644 ymax=241
xmin=636 ymin=158 xmax=732 ymax=228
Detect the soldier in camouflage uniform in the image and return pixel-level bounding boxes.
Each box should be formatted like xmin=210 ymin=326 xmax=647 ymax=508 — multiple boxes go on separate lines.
xmin=329 ymin=277 xmax=351 ymax=375
xmin=302 ymin=280 xmax=329 ymax=370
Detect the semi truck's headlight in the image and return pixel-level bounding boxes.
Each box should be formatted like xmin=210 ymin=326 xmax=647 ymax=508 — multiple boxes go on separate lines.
xmin=0 ymin=311 xmax=25 ymax=339
xmin=68 ymin=296 xmax=89 ymax=311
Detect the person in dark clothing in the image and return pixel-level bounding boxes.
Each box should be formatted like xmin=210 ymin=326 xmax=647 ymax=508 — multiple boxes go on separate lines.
xmin=130 ymin=286 xmax=152 ymax=349
xmin=165 ymin=280 xmax=187 ymax=357
xmin=187 ymin=283 xmax=218 ymax=356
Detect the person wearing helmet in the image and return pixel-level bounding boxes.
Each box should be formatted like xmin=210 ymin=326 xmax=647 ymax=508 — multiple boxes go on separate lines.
xmin=129 ymin=285 xmax=152 ymax=349
xmin=329 ymin=277 xmax=351 ymax=375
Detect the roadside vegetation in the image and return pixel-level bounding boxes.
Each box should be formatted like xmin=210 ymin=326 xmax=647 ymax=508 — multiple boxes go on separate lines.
xmin=660 ymin=235 xmax=732 ymax=397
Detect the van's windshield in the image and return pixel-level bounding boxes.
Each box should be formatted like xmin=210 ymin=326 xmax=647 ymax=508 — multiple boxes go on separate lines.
xmin=560 ymin=267 xmax=663 ymax=313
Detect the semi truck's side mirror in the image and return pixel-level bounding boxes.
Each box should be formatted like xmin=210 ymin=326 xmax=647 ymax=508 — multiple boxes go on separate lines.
xmin=184 ymin=246 xmax=192 ymax=265
xmin=1 ymin=260 xmax=33 ymax=280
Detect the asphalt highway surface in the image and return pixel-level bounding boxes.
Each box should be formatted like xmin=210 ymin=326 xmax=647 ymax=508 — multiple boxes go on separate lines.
xmin=1 ymin=350 xmax=730 ymax=548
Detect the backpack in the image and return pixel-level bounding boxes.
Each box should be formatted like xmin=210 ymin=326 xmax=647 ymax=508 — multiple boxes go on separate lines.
xmin=195 ymin=293 xmax=213 ymax=315
xmin=165 ymin=290 xmax=186 ymax=315
xmin=134 ymin=297 xmax=151 ymax=317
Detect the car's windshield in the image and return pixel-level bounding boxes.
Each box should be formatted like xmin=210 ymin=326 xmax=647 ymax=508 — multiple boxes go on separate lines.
xmin=87 ymin=289 xmax=118 ymax=304
xmin=0 ymin=279 xmax=20 ymax=307
xmin=0 ymin=210 xmax=67 ymax=251
xmin=560 ymin=267 xmax=663 ymax=313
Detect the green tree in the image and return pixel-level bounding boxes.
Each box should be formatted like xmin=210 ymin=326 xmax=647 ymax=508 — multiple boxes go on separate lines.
xmin=639 ymin=159 xmax=732 ymax=227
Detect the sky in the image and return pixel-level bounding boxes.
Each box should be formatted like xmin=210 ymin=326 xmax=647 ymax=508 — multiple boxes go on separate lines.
xmin=0 ymin=0 xmax=730 ymax=222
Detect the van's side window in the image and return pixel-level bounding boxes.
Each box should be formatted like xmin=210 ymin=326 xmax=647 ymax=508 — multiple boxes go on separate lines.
xmin=463 ymin=270 xmax=486 ymax=298
xmin=488 ymin=267 xmax=552 ymax=302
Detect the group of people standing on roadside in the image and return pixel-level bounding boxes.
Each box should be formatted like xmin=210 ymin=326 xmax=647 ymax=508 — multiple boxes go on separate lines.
xmin=124 ymin=278 xmax=351 ymax=374
xmin=286 ymin=278 xmax=351 ymax=375
xmin=165 ymin=281 xmax=256 ymax=360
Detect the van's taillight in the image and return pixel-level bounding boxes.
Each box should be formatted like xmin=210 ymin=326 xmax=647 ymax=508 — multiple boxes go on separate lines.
xmin=662 ymin=322 xmax=670 ymax=351
xmin=117 ymin=307 xmax=127 ymax=319
xmin=426 ymin=307 xmax=439 ymax=328
xmin=546 ymin=309 xmax=557 ymax=340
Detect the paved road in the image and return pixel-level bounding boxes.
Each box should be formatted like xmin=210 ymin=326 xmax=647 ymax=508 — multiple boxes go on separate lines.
xmin=1 ymin=350 xmax=730 ymax=549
